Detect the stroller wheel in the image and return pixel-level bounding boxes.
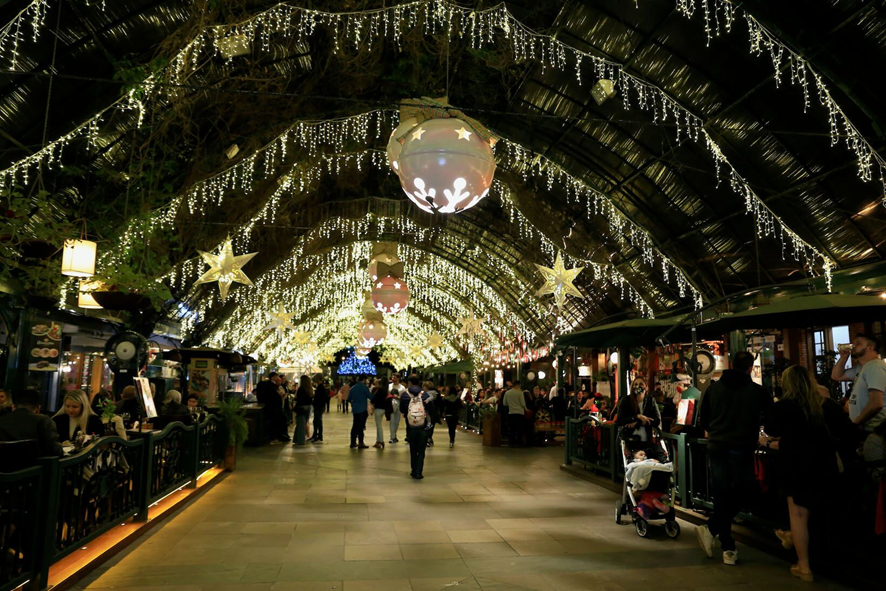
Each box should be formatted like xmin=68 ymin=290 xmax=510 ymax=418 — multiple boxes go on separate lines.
xmin=614 ymin=500 xmax=622 ymax=524
xmin=665 ymin=520 xmax=681 ymax=539
xmin=634 ymin=518 xmax=649 ymax=538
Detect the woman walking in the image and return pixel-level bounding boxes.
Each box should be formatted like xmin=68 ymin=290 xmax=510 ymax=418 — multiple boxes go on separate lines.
xmin=371 ymin=377 xmax=388 ymax=449
xmin=310 ymin=376 xmax=328 ymax=443
xmin=760 ymin=366 xmax=839 ymax=583
xmin=441 ymin=387 xmax=463 ymax=447
xmin=293 ymin=375 xmax=313 ymax=446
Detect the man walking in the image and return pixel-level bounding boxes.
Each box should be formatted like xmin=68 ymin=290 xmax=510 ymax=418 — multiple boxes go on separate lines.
xmin=697 ymin=351 xmax=771 ymax=565
xmin=389 ymin=374 xmax=406 ymax=443
xmin=503 ymin=380 xmax=527 ymax=447
xmin=401 ymin=375 xmax=430 ymax=479
xmin=348 ymin=376 xmax=372 ymax=449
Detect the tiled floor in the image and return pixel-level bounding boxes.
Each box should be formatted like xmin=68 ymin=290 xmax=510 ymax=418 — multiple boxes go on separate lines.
xmin=78 ymin=412 xmax=848 ymax=590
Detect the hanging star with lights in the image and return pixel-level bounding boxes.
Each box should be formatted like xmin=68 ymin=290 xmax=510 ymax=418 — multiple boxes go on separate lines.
xmin=456 ymin=311 xmax=484 ymax=338
xmin=426 ymin=333 xmax=444 ymax=349
xmin=196 ymin=236 xmax=257 ymax=300
xmin=293 ymin=331 xmax=312 ymax=346
xmin=262 ymin=304 xmax=295 ymax=333
xmin=535 ymin=251 xmax=584 ymax=311
xmin=409 ymin=345 xmax=425 ymax=358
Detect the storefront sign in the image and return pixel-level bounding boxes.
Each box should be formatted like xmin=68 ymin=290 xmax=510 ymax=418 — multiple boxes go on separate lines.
xmin=28 ymin=321 xmax=62 ymax=371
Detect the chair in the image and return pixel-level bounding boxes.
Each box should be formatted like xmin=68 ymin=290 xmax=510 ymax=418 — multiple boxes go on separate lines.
xmin=0 ymin=440 xmax=40 ymax=472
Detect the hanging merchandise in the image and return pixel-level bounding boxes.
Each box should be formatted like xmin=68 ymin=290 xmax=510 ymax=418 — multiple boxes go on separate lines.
xmin=372 ymin=275 xmax=410 ymax=314
xmin=535 ymin=252 xmax=584 ymax=311
xmin=195 ymin=236 xmax=257 ymax=300
xmin=388 ymin=97 xmax=497 ymax=214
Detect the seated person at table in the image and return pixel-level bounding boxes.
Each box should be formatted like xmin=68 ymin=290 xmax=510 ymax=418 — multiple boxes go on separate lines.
xmin=90 ymin=390 xmax=128 ymax=439
xmin=186 ymin=394 xmax=205 ymax=421
xmin=0 ymin=388 xmax=11 ymax=415
xmin=52 ymin=389 xmax=105 ymax=442
xmin=0 ymin=388 xmax=63 ymax=457
xmin=157 ymin=390 xmax=193 ymax=426
xmin=114 ymin=385 xmax=143 ymax=425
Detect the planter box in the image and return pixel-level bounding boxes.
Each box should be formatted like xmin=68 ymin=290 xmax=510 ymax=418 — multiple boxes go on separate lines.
xmin=224 ymin=445 xmax=237 ymax=471
xmin=482 ymin=415 xmax=501 ymax=447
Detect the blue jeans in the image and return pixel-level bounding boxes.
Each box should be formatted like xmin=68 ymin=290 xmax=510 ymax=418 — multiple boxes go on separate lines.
xmin=294 ymin=406 xmax=311 ymax=444
xmin=707 ymin=447 xmax=754 ymax=551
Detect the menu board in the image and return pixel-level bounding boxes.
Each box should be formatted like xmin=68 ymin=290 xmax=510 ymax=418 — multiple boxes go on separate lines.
xmin=134 ymin=377 xmax=158 ymax=418
xmin=28 ymin=321 xmax=62 ymax=371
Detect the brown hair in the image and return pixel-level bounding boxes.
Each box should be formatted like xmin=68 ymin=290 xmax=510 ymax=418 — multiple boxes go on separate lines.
xmin=780 ymin=365 xmax=823 ymax=422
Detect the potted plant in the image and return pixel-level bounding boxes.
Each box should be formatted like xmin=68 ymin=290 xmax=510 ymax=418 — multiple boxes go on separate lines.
xmin=217 ymin=398 xmax=249 ymax=471
xmin=100 ymin=398 xmax=120 ymax=436
xmin=479 ymin=404 xmax=501 ymax=447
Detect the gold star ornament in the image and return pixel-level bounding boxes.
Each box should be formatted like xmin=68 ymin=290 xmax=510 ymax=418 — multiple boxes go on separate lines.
xmin=293 ymin=331 xmax=312 ymax=346
xmin=535 ymin=252 xmax=584 ymax=311
xmin=456 ymin=311 xmax=484 ymax=338
xmin=196 ymin=237 xmax=258 ymax=300
xmin=262 ymin=304 xmax=295 ymax=333
xmin=426 ymin=333 xmax=444 ymax=349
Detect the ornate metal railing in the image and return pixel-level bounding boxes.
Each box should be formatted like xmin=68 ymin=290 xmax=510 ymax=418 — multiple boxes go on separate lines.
xmin=0 ymin=415 xmax=226 ymax=591
xmin=0 ymin=466 xmax=43 ymax=591
xmin=565 ymin=417 xmax=617 ymax=479
xmin=52 ymin=437 xmax=146 ymax=560
xmin=459 ymin=404 xmax=481 ymax=433
xmin=147 ymin=423 xmax=196 ymax=503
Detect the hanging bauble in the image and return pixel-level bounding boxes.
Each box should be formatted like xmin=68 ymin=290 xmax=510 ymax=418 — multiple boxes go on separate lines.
xmin=356 ymin=346 xmax=372 ymax=358
xmin=361 ymin=320 xmax=387 ymax=347
xmin=393 ymin=118 xmax=495 ymax=214
xmin=368 ymin=254 xmax=404 ymax=282
xmin=371 ymin=275 xmax=410 ymax=314
xmin=386 ymin=117 xmax=418 ymax=171
xmin=361 ymin=294 xmax=384 ymax=322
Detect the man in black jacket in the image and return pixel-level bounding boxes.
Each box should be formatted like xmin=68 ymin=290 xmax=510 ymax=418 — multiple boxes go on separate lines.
xmin=696 ymin=351 xmax=771 ymax=566
xmin=310 ymin=376 xmax=328 ymax=443
xmin=0 ymin=388 xmax=64 ymax=459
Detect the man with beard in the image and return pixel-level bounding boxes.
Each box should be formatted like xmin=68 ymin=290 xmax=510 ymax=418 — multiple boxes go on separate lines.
xmin=833 ymin=334 xmax=886 ymax=432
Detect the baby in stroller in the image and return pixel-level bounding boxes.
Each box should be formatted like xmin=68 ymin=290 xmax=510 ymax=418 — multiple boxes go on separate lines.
xmin=616 ymin=431 xmax=681 ymax=538
xmin=628 ymin=449 xmax=672 ymax=519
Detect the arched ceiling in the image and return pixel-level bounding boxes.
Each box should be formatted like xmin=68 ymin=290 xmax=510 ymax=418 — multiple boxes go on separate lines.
xmin=0 ymin=0 xmax=883 ymax=365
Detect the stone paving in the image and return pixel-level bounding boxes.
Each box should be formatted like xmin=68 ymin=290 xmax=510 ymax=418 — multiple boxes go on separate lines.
xmin=77 ymin=411 xmax=848 ymax=591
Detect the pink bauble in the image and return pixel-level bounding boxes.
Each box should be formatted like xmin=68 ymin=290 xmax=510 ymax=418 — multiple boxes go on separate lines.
xmin=371 ymin=275 xmax=410 ymax=314
xmin=361 ymin=320 xmax=387 ymax=346
xmin=395 ymin=118 xmax=495 ymax=214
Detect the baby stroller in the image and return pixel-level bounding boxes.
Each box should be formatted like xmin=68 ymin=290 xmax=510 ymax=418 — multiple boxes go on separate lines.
xmin=614 ymin=427 xmax=681 ymax=539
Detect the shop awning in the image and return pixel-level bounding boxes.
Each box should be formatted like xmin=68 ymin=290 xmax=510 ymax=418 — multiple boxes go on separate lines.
xmin=555 ymin=317 xmax=693 ymax=349
xmin=697 ymin=294 xmax=886 ymax=334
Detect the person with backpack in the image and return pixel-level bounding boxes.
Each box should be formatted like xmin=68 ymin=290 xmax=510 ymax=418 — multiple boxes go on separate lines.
xmin=401 ymin=375 xmax=430 ymax=479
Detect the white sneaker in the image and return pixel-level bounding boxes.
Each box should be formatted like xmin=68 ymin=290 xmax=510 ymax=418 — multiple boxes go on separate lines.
xmin=696 ymin=526 xmax=715 ymax=558
xmin=723 ymin=550 xmax=738 ymax=566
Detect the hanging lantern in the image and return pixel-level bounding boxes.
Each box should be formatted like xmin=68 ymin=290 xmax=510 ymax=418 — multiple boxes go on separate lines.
xmin=392 ymin=118 xmax=495 ymax=214
xmin=61 ymin=239 xmax=97 ymax=277
xmin=371 ymin=275 xmax=410 ymax=314
xmin=361 ymin=320 xmax=387 ymax=347
xmin=77 ymin=280 xmax=103 ymax=309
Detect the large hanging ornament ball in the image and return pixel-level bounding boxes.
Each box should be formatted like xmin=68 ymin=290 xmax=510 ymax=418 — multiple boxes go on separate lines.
xmin=368 ymin=253 xmax=403 ymax=282
xmin=361 ymin=320 xmax=387 ymax=347
xmin=356 ymin=346 xmax=372 ymax=358
xmin=371 ymin=275 xmax=410 ymax=314
xmin=393 ymin=118 xmax=495 ymax=214
xmin=386 ymin=117 xmax=418 ymax=171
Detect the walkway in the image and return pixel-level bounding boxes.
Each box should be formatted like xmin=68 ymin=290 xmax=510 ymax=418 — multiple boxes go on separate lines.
xmin=77 ymin=412 xmax=847 ymax=591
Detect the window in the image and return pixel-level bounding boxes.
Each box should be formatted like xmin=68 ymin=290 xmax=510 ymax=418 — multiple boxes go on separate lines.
xmin=813 ymin=329 xmax=827 ymax=357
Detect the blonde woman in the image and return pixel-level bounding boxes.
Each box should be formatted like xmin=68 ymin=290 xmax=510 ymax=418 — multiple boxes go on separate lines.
xmin=52 ymin=389 xmax=104 ymax=442
xmin=760 ymin=366 xmax=839 ymax=583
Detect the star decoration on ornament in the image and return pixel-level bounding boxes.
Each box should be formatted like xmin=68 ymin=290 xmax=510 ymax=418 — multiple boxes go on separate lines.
xmin=196 ymin=237 xmax=257 ymax=300
xmin=535 ymin=252 xmax=585 ymax=311
xmin=293 ymin=331 xmax=312 ymax=346
xmin=456 ymin=311 xmax=484 ymax=338
xmin=426 ymin=333 xmax=444 ymax=349
xmin=262 ymin=304 xmax=295 ymax=333
xmin=455 ymin=127 xmax=472 ymax=141
xmin=412 ymin=127 xmax=425 ymax=141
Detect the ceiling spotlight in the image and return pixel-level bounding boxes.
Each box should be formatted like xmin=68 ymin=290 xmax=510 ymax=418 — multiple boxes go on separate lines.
xmin=591 ymin=79 xmax=617 ymax=106
xmin=217 ymin=34 xmax=251 ymax=59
